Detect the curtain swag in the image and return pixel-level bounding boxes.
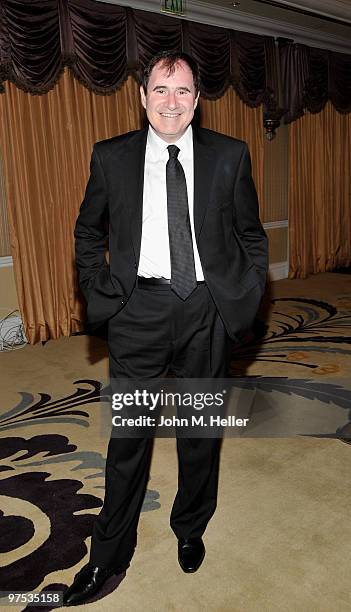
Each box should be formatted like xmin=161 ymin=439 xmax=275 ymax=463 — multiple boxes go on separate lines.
xmin=278 ymin=41 xmax=351 ymax=123
xmin=0 ymin=0 xmax=350 ymax=122
xmin=0 ymin=0 xmax=278 ymax=117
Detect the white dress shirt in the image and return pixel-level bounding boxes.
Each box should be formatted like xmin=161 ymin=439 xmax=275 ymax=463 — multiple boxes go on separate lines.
xmin=138 ymin=124 xmax=204 ymax=281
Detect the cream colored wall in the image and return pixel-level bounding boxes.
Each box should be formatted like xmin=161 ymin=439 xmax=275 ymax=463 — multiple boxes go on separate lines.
xmin=0 ymin=151 xmax=11 ymax=258
xmin=263 ymin=124 xmax=289 ymax=268
xmin=266 ymin=226 xmax=288 ymax=264
xmin=0 ymin=265 xmax=19 ymax=317
xmin=0 ymin=151 xmax=19 ymax=318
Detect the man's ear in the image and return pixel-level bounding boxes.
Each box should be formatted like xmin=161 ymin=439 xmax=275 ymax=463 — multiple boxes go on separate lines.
xmin=194 ymin=92 xmax=200 ymax=110
xmin=140 ymin=85 xmax=147 ymax=109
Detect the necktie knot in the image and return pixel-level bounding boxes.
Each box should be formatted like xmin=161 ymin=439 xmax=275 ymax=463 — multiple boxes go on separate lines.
xmin=167 ymin=145 xmax=180 ymax=160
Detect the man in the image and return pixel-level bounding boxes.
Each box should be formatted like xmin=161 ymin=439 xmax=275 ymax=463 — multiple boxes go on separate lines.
xmin=64 ymin=51 xmax=268 ymax=606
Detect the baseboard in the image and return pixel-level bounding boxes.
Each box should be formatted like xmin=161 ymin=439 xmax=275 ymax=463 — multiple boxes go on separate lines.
xmin=269 ymin=261 xmax=289 ymax=280
xmin=0 ymin=256 xmax=13 ymax=268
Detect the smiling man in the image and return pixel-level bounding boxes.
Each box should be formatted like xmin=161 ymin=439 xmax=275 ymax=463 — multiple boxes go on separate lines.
xmin=64 ymin=51 xmax=268 ymax=605
xmin=140 ymin=57 xmax=199 ymax=141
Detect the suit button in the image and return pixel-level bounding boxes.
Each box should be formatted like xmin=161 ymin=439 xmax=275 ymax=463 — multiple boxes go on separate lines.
xmin=134 ymin=263 xmax=137 ymax=269
xmin=121 ymin=298 xmax=125 ymax=305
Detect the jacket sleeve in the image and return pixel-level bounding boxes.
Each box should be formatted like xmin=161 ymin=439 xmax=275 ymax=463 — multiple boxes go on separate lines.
xmin=74 ymin=146 xmax=109 ymax=301
xmin=233 ymin=143 xmax=268 ymax=292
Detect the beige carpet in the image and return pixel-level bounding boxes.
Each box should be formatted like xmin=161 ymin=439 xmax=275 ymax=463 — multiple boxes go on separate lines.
xmin=1 ymin=273 xmax=351 ymax=611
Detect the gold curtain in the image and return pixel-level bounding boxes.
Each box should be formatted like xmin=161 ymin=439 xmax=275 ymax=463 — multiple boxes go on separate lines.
xmin=289 ymin=102 xmax=351 ymax=278
xmin=0 ymin=72 xmax=263 ymax=343
xmin=0 ymin=71 xmax=143 ymax=343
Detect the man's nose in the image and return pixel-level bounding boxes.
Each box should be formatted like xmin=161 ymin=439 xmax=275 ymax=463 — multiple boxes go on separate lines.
xmin=166 ymin=91 xmax=177 ymax=109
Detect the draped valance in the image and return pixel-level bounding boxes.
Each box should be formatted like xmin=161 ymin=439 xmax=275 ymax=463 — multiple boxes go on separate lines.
xmin=0 ymin=0 xmax=280 ymax=114
xmin=0 ymin=0 xmax=350 ymax=123
xmin=279 ymin=40 xmax=351 ymax=123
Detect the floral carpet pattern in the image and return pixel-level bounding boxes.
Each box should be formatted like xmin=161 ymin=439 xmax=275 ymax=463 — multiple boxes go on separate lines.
xmin=0 ymin=381 xmax=160 ymax=608
xmin=1 ymin=279 xmax=350 ymax=608
xmin=233 ymin=294 xmax=351 ymax=374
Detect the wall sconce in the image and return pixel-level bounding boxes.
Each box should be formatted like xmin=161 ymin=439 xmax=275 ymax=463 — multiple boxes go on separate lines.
xmin=263 ymin=108 xmax=285 ymax=140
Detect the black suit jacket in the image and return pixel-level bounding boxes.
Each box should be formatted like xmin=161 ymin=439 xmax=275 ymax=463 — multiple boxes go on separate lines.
xmin=75 ymin=125 xmax=268 ymax=342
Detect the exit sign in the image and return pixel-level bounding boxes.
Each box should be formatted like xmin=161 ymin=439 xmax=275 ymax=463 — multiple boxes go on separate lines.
xmin=161 ymin=0 xmax=186 ymax=16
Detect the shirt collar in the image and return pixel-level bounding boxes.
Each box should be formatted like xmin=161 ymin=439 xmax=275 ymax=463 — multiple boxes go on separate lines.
xmin=147 ymin=124 xmax=193 ymax=162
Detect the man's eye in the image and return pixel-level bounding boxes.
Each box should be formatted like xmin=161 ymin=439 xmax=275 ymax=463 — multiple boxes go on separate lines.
xmin=157 ymin=89 xmax=166 ymax=94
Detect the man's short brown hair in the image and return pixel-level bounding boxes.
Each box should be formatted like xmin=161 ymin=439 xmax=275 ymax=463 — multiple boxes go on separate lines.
xmin=142 ymin=50 xmax=201 ymax=95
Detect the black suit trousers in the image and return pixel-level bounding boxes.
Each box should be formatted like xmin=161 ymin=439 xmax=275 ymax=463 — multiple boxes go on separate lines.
xmin=89 ymin=282 xmax=231 ymax=572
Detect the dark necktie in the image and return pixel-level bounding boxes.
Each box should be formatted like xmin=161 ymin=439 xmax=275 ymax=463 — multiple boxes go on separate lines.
xmin=166 ymin=145 xmax=197 ymax=300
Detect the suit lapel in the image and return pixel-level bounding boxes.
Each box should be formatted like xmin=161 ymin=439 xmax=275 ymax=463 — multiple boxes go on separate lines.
xmin=122 ymin=127 xmax=148 ymax=264
xmin=193 ymin=127 xmax=216 ymax=239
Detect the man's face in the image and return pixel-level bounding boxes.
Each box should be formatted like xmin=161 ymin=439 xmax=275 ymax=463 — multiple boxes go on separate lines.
xmin=140 ymin=60 xmax=199 ymax=143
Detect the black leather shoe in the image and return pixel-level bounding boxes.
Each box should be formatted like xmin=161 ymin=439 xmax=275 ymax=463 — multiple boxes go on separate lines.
xmin=63 ymin=564 xmax=115 ymax=606
xmin=178 ymin=538 xmax=205 ymax=573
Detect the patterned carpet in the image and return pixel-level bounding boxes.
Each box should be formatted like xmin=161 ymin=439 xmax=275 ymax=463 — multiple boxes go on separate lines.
xmin=1 ymin=272 xmax=351 ymax=611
